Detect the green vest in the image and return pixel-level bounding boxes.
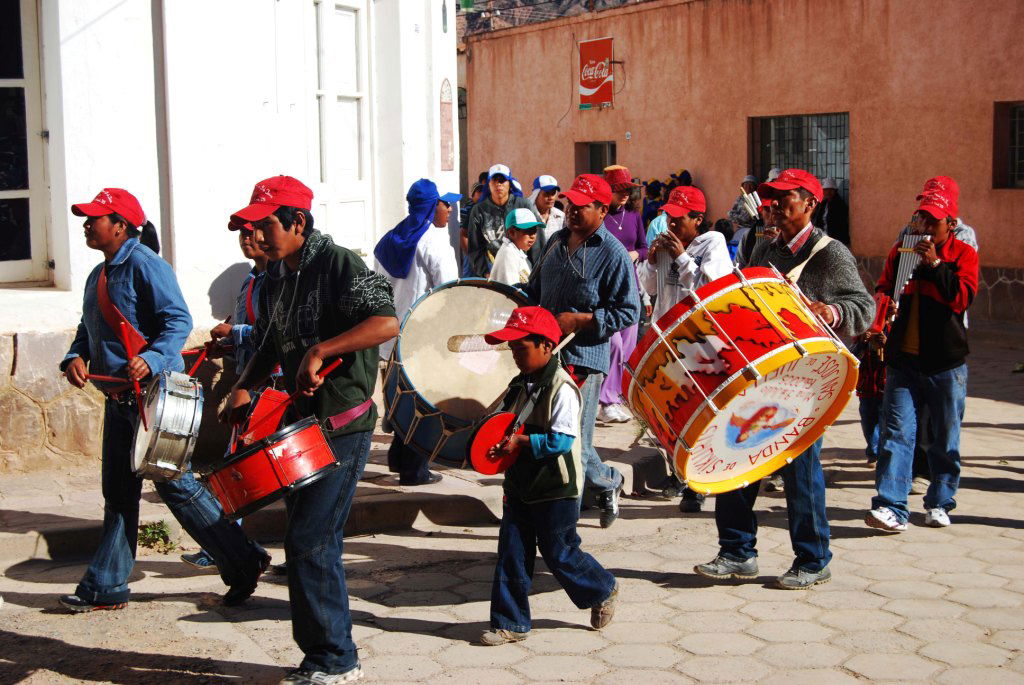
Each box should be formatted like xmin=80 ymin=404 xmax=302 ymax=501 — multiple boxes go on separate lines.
xmin=502 ymin=362 xmax=583 ymax=504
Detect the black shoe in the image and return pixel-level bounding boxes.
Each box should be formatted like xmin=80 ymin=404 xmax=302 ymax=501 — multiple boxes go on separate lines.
xmin=59 ymin=594 xmax=128 ymax=613
xmin=223 ymin=553 xmax=271 ymax=606
xmin=270 ymin=562 xmax=288 ymax=576
xmin=679 ymin=493 xmax=704 ymax=513
xmin=656 ymin=474 xmax=683 ymax=499
xmin=400 ymin=472 xmax=442 ymax=486
xmin=598 ymin=484 xmax=622 ymax=528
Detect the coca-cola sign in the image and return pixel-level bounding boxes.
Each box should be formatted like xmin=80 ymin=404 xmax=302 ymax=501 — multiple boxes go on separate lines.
xmin=579 ymin=37 xmax=613 ymax=110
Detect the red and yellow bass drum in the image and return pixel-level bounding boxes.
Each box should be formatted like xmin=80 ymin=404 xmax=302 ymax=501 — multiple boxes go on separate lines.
xmin=623 ymin=267 xmax=858 ymax=495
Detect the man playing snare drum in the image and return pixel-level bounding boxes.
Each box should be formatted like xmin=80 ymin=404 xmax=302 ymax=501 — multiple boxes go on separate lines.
xmin=695 ymin=169 xmax=873 ymax=589
xmin=224 ymin=176 xmax=399 ymax=684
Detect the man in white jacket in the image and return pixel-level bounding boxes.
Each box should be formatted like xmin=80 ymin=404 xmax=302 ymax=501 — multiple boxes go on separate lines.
xmin=638 ymin=185 xmax=732 ymax=513
xmin=640 ymin=185 xmax=732 ymax=322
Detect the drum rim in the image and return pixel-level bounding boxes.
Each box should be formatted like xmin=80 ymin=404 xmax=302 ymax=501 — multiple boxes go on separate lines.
xmin=132 ymin=371 xmax=172 ymax=473
xmin=133 ymin=370 xmax=204 ymax=478
xmin=220 ymin=461 xmax=341 ymax=520
xmin=223 ymin=415 xmax=322 ymax=466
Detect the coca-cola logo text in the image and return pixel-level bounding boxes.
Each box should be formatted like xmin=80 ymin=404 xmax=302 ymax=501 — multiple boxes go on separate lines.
xmin=581 ymin=59 xmax=610 ymax=82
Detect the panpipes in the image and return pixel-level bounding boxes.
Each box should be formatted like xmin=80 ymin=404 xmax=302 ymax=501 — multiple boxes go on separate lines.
xmin=740 ymin=187 xmax=761 ymax=219
xmin=892 ymin=234 xmax=928 ymax=309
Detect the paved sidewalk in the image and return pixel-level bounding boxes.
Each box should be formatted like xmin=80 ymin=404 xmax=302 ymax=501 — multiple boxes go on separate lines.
xmin=0 ymin=325 xmax=1022 ymax=683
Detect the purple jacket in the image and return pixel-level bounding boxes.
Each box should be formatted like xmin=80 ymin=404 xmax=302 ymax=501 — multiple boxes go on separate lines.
xmin=603 ymin=207 xmax=647 ymax=261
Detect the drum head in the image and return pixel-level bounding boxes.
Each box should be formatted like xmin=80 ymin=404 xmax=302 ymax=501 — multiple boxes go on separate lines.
xmin=397 ymin=280 xmax=527 ymax=420
xmin=468 ymin=412 xmax=522 ymax=475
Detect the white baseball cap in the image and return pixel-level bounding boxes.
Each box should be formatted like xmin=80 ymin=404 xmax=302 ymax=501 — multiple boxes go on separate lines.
xmin=533 ymin=175 xmax=560 ymax=192
xmin=488 ymin=164 xmax=511 ymax=181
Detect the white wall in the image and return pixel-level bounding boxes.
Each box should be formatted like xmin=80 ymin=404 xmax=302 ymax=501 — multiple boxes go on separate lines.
xmin=0 ymin=0 xmax=460 ymax=335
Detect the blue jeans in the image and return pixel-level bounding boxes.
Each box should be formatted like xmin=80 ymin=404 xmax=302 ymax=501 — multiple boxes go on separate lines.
xmin=286 ymin=429 xmax=371 ymax=674
xmin=872 ymin=362 xmax=967 ymax=523
xmin=579 ymin=371 xmax=623 ymax=500
xmin=491 ymin=495 xmax=616 ymax=633
xmin=387 ymin=435 xmax=430 ymax=484
xmin=713 ymin=438 xmax=831 ymax=573
xmin=76 ymin=400 xmax=268 ymax=604
xmin=859 ymin=395 xmax=882 ymax=459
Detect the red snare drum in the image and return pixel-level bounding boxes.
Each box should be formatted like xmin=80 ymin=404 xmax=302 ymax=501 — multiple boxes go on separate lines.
xmin=208 ymin=417 xmax=338 ymax=519
xmin=623 ymin=267 xmax=858 ymax=494
xmin=231 ymin=387 xmax=289 ymax=452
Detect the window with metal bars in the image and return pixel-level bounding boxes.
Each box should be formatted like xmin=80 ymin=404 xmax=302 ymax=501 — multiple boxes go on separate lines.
xmin=749 ymin=112 xmax=850 ymax=199
xmin=993 ymin=102 xmax=1024 ymax=189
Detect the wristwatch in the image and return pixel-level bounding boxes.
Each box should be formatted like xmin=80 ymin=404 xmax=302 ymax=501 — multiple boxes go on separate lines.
xmin=930 ymin=258 xmax=941 ymax=268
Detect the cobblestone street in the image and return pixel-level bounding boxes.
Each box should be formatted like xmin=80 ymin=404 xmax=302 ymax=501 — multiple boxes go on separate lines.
xmin=1 ymin=329 xmax=1022 ymax=684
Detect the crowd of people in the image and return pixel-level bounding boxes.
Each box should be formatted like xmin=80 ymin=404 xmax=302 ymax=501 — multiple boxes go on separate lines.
xmin=55 ymin=158 xmax=978 ymax=683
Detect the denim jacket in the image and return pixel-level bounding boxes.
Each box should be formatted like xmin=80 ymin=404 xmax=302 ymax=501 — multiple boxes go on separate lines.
xmin=229 ymin=267 xmax=265 ymax=375
xmin=60 ymin=237 xmax=193 ymax=391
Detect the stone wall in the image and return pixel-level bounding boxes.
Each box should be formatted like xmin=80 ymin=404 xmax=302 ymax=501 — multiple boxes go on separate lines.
xmin=0 ymin=330 xmax=234 ymax=476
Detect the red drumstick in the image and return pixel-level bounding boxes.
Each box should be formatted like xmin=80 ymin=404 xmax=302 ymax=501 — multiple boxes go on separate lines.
xmin=240 ymin=357 xmax=343 ymax=445
xmin=85 ymin=374 xmax=129 ymax=384
xmin=120 ymin=322 xmax=148 ymax=430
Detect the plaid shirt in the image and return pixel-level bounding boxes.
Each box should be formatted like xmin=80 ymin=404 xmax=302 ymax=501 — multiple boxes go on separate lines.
xmin=522 ymin=227 xmax=640 ymax=374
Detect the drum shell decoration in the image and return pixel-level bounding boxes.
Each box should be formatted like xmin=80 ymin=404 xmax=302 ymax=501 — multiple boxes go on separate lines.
xmin=132 ymin=371 xmax=204 ymax=482
xmin=623 ymin=267 xmax=858 ymax=495
xmin=384 ymin=279 xmax=529 ymax=467
xmin=207 ymin=417 xmax=338 ymax=519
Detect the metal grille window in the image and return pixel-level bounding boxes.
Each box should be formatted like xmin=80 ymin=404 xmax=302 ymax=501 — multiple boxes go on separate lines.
xmin=1010 ymin=105 xmax=1024 ymax=187
xmin=750 ymin=113 xmax=850 ymax=198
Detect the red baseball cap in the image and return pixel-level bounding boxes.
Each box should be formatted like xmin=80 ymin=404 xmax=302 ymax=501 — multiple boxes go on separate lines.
xmin=484 ymin=306 xmax=563 ymax=346
xmin=661 ymin=186 xmax=706 ymax=217
xmin=231 ymin=176 xmax=314 ymax=224
xmin=757 ymin=169 xmax=823 ymax=202
xmin=917 ymin=176 xmax=959 ymax=202
xmin=917 ymin=190 xmax=958 ymax=220
xmin=603 ymin=165 xmax=638 ymax=191
xmin=71 ymin=188 xmax=146 ymax=228
xmin=559 ymin=174 xmax=613 ymax=208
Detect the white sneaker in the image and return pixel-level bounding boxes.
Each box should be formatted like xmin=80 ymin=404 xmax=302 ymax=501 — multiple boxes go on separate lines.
xmin=608 ymin=404 xmax=632 ymax=423
xmin=865 ymin=507 xmax=907 ymax=533
xmin=924 ymin=508 xmax=951 ymax=527
xmin=597 ymin=405 xmax=613 ymax=423
xmin=910 ymin=476 xmax=929 ymax=495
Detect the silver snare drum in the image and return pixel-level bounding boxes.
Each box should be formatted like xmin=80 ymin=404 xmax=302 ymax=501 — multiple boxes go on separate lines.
xmin=132 ymin=371 xmax=204 ymax=481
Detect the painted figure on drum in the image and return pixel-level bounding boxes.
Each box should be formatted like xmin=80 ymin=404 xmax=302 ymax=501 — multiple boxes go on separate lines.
xmin=727 ymin=403 xmax=796 ymax=447
xmin=223 ymin=175 xmax=398 ymax=684
xmin=58 ymin=188 xmax=270 ymax=613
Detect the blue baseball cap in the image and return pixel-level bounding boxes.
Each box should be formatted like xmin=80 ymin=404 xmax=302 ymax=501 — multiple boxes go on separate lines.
xmin=533 ymin=175 xmax=560 ymax=192
xmin=504 ymin=207 xmax=544 ymax=231
xmin=439 ymin=191 xmax=462 ymax=204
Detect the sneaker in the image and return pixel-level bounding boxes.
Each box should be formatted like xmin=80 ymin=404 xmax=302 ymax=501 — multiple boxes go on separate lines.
xmin=608 ymin=404 xmax=632 ymax=423
xmin=694 ymin=555 xmax=758 ymax=580
xmin=598 ymin=484 xmax=622 ymax=528
xmin=224 ymin=553 xmax=271 ymax=606
xmin=180 ymin=551 xmax=219 ymax=572
xmin=280 ymin=665 xmax=364 ymax=684
xmin=59 ymin=594 xmax=128 ymax=613
xmin=270 ymin=562 xmax=288 ymax=576
xmin=775 ymin=565 xmax=832 ymax=590
xmin=590 ymin=584 xmax=618 ymax=630
xmin=657 ymin=474 xmax=683 ymax=499
xmin=924 ymin=508 xmax=951 ymax=527
xmin=679 ymin=492 xmax=704 ymax=513
xmin=399 ymin=471 xmax=442 ymax=486
xmin=764 ymin=474 xmax=784 ymax=492
xmin=910 ymin=476 xmax=929 ymax=495
xmin=479 ymin=629 xmax=529 ymax=646
xmin=865 ymin=507 xmax=907 ymax=533
xmin=597 ymin=405 xmax=614 ymax=423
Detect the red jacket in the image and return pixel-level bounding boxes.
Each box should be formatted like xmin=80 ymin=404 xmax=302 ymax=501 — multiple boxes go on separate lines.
xmin=876 ymin=233 xmax=978 ymax=373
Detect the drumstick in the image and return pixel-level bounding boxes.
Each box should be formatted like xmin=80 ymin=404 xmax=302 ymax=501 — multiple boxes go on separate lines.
xmin=85 ymin=374 xmax=129 ymax=384
xmin=240 ymin=357 xmax=343 ymax=444
xmin=446 ymin=335 xmax=510 ymax=353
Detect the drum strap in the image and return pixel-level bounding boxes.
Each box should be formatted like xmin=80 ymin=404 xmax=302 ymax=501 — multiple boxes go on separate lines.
xmin=325 ymin=397 xmax=374 ymax=431
xmin=98 ymin=265 xmax=149 ymax=359
xmin=785 ymin=235 xmax=833 ymax=283
xmin=245 ymin=276 xmax=256 ymax=325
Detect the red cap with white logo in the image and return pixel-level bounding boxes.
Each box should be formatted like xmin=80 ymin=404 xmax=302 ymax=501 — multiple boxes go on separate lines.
xmin=757 ymin=169 xmax=823 ymax=203
xmin=661 ymin=186 xmax=707 ymax=217
xmin=484 ymin=306 xmax=563 ymax=346
xmin=231 ymin=176 xmax=314 ymax=225
xmin=71 ymin=188 xmax=146 ymax=228
xmin=917 ymin=190 xmax=958 ymax=220
xmin=559 ymin=174 xmax=613 ymax=208
xmin=916 ymin=176 xmax=959 ymax=202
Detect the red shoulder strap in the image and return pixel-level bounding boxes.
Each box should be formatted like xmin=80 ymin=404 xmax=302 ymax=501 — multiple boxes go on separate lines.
xmin=245 ymin=276 xmax=256 ymax=325
xmin=98 ymin=265 xmax=149 ymax=358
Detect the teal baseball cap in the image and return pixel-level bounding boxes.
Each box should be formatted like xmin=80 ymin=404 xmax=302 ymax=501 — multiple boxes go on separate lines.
xmin=504 ymin=207 xmax=544 ymax=231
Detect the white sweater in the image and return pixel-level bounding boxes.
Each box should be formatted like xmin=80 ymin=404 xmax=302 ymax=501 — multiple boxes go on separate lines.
xmin=488 ymin=240 xmax=532 ymax=286
xmin=640 ymin=231 xmax=733 ymax=322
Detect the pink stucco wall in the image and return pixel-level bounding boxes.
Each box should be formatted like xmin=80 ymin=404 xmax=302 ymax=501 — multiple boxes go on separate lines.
xmin=465 ymin=0 xmax=1024 ymax=266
